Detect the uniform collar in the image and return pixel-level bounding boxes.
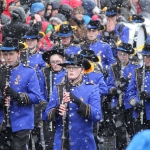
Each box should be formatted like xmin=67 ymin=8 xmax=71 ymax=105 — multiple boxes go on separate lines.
xmin=29 ymin=47 xmax=37 ymax=55
xmin=63 ymin=43 xmax=71 ymax=49
xmin=51 ymin=67 xmax=64 ymax=74
xmin=86 ymin=38 xmax=98 ymax=45
xmin=70 ymin=78 xmax=83 ymax=87
xmin=10 ymin=62 xmax=20 ymax=69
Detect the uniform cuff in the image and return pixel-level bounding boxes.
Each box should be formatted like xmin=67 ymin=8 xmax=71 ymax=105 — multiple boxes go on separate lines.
xmin=77 ymin=101 xmax=90 ymax=118
xmin=17 ymin=92 xmax=30 ymax=106
xmin=48 ymin=108 xmax=57 ymax=121
xmin=39 ymin=100 xmax=47 ymax=111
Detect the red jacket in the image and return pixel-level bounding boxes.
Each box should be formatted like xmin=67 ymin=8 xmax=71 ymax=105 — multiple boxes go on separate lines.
xmin=3 ymin=0 xmax=15 ymax=18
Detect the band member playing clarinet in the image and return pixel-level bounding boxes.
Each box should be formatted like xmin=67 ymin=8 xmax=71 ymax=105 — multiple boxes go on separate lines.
xmin=45 ymin=54 xmax=102 ymax=150
xmin=39 ymin=45 xmax=66 ymax=149
xmin=107 ymin=42 xmax=140 ymax=149
xmin=0 ymin=37 xmax=46 ymax=150
xmin=127 ymin=42 xmax=150 ymax=134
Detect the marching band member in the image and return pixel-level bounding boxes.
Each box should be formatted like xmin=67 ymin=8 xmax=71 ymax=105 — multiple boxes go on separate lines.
xmin=80 ymin=49 xmax=108 ymax=95
xmin=45 ymin=54 xmax=102 ymax=150
xmin=20 ymin=26 xmax=46 ymax=71
xmin=56 ymin=23 xmax=81 ymax=55
xmin=126 ymin=42 xmax=150 ymax=134
xmin=39 ymin=46 xmax=66 ymax=149
xmin=107 ymin=42 xmax=140 ymax=149
xmin=82 ymin=19 xmax=115 ymax=73
xmin=0 ymin=37 xmax=46 ymax=150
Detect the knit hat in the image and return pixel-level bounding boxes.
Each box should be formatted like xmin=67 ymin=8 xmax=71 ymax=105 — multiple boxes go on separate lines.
xmin=50 ymin=13 xmax=67 ymax=24
xmin=59 ymin=4 xmax=73 ymax=19
xmin=30 ymin=2 xmax=45 ymax=14
xmin=45 ymin=24 xmax=53 ymax=34
xmin=51 ymin=1 xmax=59 ymax=10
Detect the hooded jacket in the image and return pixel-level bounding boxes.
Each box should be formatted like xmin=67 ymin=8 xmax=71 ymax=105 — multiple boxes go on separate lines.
xmin=3 ymin=0 xmax=14 ymax=18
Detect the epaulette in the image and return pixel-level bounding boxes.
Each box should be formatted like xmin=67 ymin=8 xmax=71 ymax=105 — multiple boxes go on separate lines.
xmin=132 ymin=61 xmax=140 ymax=65
xmin=111 ymin=62 xmax=118 ymax=67
xmin=86 ymin=80 xmax=95 ymax=85
xmin=99 ymin=39 xmax=107 ymax=44
xmin=56 ymin=77 xmax=65 ymax=86
xmin=71 ymin=43 xmax=80 ymax=47
xmin=23 ymin=64 xmax=34 ymax=69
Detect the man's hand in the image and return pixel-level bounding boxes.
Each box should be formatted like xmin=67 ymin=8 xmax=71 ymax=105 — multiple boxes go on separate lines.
xmin=4 ymin=97 xmax=11 ymax=107
xmin=63 ymin=92 xmax=70 ymax=103
xmin=59 ymin=104 xmax=67 ymax=116
xmin=3 ymin=86 xmax=19 ymax=99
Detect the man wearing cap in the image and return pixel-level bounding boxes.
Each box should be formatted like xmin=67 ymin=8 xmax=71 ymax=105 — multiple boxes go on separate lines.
xmin=105 ymin=5 xmax=129 ymax=43
xmin=126 ymin=42 xmax=150 ymax=134
xmin=56 ymin=23 xmax=81 ymax=55
xmin=20 ymin=26 xmax=46 ymax=72
xmin=107 ymin=42 xmax=140 ymax=149
xmin=38 ymin=46 xmax=66 ymax=149
xmin=82 ymin=19 xmax=115 ymax=73
xmin=0 ymin=37 xmax=47 ymax=149
xmin=45 ymin=54 xmax=102 ymax=150
xmin=80 ymin=49 xmax=108 ymax=95
xmin=80 ymin=49 xmax=108 ymax=149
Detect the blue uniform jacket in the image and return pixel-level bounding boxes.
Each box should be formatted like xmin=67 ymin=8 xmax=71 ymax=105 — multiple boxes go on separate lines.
xmin=126 ymin=67 xmax=150 ymax=120
xmin=107 ymin=61 xmax=140 ymax=110
xmin=28 ymin=51 xmax=46 ymax=72
xmin=45 ymin=81 xmax=102 ymax=150
xmin=89 ymin=40 xmax=115 ymax=70
xmin=39 ymin=68 xmax=66 ymax=102
xmin=115 ymin=24 xmax=129 ymax=43
xmin=83 ymin=71 xmax=108 ymax=95
xmin=0 ymin=63 xmax=41 ymax=132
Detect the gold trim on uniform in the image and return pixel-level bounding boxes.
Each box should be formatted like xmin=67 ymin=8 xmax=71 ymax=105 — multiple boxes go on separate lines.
xmin=48 ymin=108 xmax=55 ymax=120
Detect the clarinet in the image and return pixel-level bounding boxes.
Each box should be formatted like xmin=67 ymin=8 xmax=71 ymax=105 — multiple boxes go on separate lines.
xmin=61 ymin=75 xmax=69 ymax=141
xmin=140 ymin=62 xmax=145 ymax=124
xmin=49 ymin=70 xmax=53 ymax=131
xmin=117 ymin=55 xmax=125 ymax=108
xmin=5 ymin=64 xmax=11 ymax=128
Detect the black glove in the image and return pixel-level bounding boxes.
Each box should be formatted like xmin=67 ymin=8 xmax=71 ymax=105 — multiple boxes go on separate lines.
xmin=140 ymin=91 xmax=150 ymax=100
xmin=120 ymin=76 xmax=129 ymax=85
xmin=111 ymin=88 xmax=117 ymax=95
xmin=5 ymin=86 xmax=19 ymax=99
xmin=0 ymin=97 xmax=5 ymax=107
xmin=70 ymin=93 xmax=81 ymax=107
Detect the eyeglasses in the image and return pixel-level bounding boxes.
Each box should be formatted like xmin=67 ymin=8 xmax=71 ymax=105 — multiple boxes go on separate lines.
xmin=50 ymin=60 xmax=62 ymax=65
xmin=66 ymin=66 xmax=80 ymax=71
